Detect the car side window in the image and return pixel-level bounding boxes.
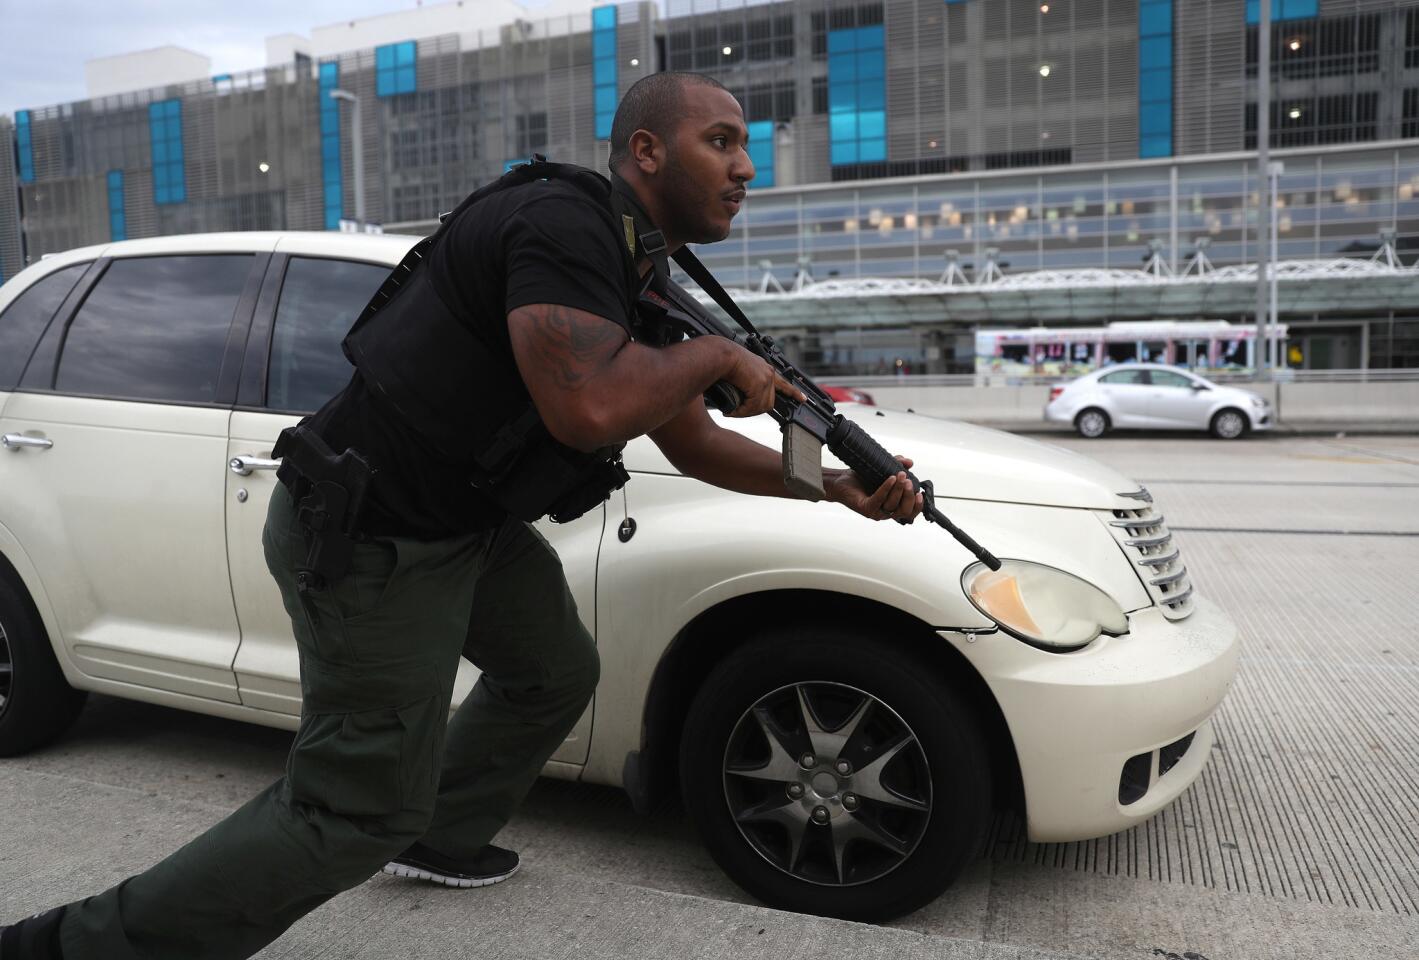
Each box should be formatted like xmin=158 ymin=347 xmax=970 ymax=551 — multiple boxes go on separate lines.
xmin=0 ymin=264 xmax=88 ymax=390
xmin=1099 ymin=369 xmax=1148 ymax=385
xmin=1150 ymin=370 xmax=1194 ymax=389
xmin=267 ymin=257 xmax=389 ymax=414
xmin=53 ymin=255 xmax=254 ymax=404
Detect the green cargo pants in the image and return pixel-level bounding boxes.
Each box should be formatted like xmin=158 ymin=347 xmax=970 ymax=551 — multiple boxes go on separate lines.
xmin=59 ymin=484 xmax=600 ymax=960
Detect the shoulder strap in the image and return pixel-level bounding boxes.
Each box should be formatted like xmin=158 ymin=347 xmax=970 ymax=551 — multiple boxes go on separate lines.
xmin=670 ymin=246 xmax=762 ymax=339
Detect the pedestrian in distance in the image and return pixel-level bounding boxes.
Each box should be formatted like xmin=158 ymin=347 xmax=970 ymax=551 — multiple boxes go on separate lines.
xmin=1 ymin=71 xmax=924 ymax=960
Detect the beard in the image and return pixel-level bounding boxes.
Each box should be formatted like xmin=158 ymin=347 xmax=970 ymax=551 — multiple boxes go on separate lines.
xmin=656 ymin=145 xmax=732 ymax=245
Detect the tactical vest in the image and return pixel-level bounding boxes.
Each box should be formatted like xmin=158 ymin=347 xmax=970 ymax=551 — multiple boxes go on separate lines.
xmin=341 ymin=158 xmax=639 ymax=524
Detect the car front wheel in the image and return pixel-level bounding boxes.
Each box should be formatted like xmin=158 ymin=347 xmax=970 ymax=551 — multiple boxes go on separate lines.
xmin=1210 ymin=408 xmax=1248 ymax=439
xmin=679 ymin=629 xmax=991 ymax=922
xmin=0 ymin=571 xmax=87 ymax=756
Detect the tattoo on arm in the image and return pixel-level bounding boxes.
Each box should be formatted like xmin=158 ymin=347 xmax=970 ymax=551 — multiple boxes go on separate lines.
xmin=515 ymin=303 xmax=628 ymax=390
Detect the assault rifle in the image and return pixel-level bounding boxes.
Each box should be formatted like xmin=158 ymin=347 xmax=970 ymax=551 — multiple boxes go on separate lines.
xmin=634 ymin=276 xmax=1001 ymax=572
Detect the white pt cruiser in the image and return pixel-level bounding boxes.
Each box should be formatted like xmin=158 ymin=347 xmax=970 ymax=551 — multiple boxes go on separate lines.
xmin=0 ymin=233 xmax=1239 ymax=922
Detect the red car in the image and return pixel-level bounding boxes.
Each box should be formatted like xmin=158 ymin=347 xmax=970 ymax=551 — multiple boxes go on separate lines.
xmin=821 ymin=385 xmax=876 ymax=406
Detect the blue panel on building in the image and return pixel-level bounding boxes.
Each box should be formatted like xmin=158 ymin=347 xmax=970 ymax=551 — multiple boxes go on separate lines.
xmin=319 ymin=62 xmax=343 ymax=230
xmin=1246 ymin=0 xmax=1319 ymax=25
xmin=376 ymin=41 xmax=417 ymax=96
xmin=1138 ymin=0 xmax=1172 ymax=158
xmin=148 ymin=99 xmax=186 ymax=204
xmin=15 ymin=110 xmax=35 ymax=184
xmin=107 ymin=170 xmax=127 ymax=241
xmin=592 ymin=5 xmax=618 ymax=140
xmin=828 ymin=26 xmax=886 ymax=167
xmin=747 ymin=120 xmax=775 ymax=188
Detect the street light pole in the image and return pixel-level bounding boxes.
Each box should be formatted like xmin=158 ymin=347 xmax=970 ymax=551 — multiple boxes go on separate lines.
xmin=1253 ymin=0 xmax=1271 ymax=380
xmin=1269 ymin=159 xmax=1282 ymax=373
xmin=328 ymin=89 xmax=365 ymax=228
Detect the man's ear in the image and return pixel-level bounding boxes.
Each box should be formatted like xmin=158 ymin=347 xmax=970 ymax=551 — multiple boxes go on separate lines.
xmin=629 ymin=128 xmax=663 ymax=176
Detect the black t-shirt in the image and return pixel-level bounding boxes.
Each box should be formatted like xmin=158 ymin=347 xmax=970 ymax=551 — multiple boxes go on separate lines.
xmin=305 ymin=178 xmax=635 ymax=539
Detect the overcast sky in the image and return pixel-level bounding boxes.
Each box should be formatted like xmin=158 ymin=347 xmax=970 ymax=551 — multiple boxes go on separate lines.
xmin=0 ymin=0 xmax=577 ymax=120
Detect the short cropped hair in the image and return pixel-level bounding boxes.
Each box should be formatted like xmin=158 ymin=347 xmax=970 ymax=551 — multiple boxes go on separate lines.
xmin=608 ymin=72 xmax=730 ymax=170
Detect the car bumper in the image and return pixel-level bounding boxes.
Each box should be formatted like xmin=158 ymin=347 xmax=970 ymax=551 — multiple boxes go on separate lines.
xmin=1252 ymin=409 xmax=1275 ymax=431
xmin=1043 ymin=402 xmax=1074 ymax=424
xmin=942 ymin=594 xmax=1240 ymax=842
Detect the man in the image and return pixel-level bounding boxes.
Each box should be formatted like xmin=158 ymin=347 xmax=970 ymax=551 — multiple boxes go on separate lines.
xmin=1 ymin=72 xmax=921 ymax=960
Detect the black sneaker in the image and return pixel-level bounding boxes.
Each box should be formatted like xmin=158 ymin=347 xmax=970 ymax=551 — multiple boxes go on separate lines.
xmin=382 ymin=841 xmax=519 ymax=888
xmin=0 ymin=906 xmax=65 ymax=959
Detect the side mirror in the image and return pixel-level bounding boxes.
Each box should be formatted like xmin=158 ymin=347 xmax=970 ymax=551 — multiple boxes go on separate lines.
xmin=1191 ymin=382 xmax=1210 ymax=391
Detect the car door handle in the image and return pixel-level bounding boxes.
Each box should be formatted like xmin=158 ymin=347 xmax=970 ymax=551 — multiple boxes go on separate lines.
xmin=2 ymin=433 xmax=53 ymax=451
xmin=229 ymin=455 xmax=281 ymax=476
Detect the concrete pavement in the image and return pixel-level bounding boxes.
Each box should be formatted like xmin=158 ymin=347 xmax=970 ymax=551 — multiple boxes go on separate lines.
xmin=4 ymin=435 xmax=1418 ymax=958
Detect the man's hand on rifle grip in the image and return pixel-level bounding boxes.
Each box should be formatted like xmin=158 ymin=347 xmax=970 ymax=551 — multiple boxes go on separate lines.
xmin=718 ymin=340 xmax=804 ymax=417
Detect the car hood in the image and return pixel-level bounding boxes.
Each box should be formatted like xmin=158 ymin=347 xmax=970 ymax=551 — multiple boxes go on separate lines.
xmin=626 ymin=404 xmax=1145 ymax=510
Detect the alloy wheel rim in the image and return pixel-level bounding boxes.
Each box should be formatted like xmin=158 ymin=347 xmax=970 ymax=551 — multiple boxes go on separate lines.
xmin=721 ymin=681 xmax=932 ymax=887
xmin=1081 ymin=412 xmax=1105 ymax=436
xmin=1217 ymin=412 xmax=1243 ymax=438
xmin=0 ymin=619 xmax=12 ymax=716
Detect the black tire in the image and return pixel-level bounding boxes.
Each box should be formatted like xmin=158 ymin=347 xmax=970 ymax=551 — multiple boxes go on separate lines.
xmin=1075 ymin=407 xmax=1110 ymax=438
xmin=1209 ymin=407 xmax=1248 ymax=440
xmin=0 ymin=568 xmax=87 ymax=756
xmin=679 ymin=628 xmax=991 ymax=922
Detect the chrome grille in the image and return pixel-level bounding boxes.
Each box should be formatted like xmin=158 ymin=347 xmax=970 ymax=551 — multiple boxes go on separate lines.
xmin=1106 ymin=489 xmax=1195 ymax=620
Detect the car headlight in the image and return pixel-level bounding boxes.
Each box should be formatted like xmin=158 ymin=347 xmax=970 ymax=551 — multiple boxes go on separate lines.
xmin=961 ymin=559 xmax=1128 ymax=651
xmin=1250 ymin=396 xmax=1265 ymax=407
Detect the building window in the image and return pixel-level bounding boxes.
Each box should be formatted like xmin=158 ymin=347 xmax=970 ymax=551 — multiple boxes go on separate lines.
xmin=1245 ymin=92 xmax=1379 ymax=148
xmin=107 ymin=170 xmax=126 ymax=241
xmin=828 ymin=24 xmax=886 ymax=166
xmin=593 ymin=5 xmax=618 ymax=140
xmin=747 ymin=120 xmax=774 ymax=188
xmin=319 ymin=62 xmax=343 ymax=230
xmin=516 ymin=113 xmax=548 ymax=156
xmin=745 ymin=14 xmax=794 ymax=61
xmin=829 ymin=155 xmax=973 ymax=183
xmin=1247 ymin=13 xmax=1381 ymax=78
xmin=668 ymin=27 xmax=691 ymax=71
xmin=744 ymin=83 xmax=795 ymax=124
xmin=1407 ymin=9 xmax=1419 ymax=69
xmin=982 ymin=148 xmax=1072 ymax=170
xmin=376 ymin=41 xmax=417 ymax=97
xmin=1245 ymin=0 xmax=1318 ymax=25
xmin=1404 ymin=89 xmax=1419 ymax=139
xmin=1138 ymin=0 xmax=1172 ymax=158
xmin=148 ymin=99 xmax=186 ymax=205
xmin=15 ymin=109 xmax=34 ymax=183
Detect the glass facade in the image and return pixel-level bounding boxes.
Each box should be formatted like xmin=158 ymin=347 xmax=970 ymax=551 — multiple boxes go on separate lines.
xmin=1139 ymin=0 xmax=1173 ymax=159
xmin=319 ymin=62 xmax=343 ymax=231
xmin=593 ymin=5 xmax=619 ymax=140
xmin=15 ymin=110 xmax=34 ymax=184
xmin=1246 ymin=0 xmax=1319 ymax=25
xmin=107 ymin=170 xmax=126 ymax=241
xmin=692 ymin=144 xmax=1419 ymax=290
xmin=147 ymin=99 xmax=185 ymax=205
xmin=747 ymin=120 xmax=775 ymax=188
xmin=375 ymin=41 xmax=417 ymax=97
xmin=827 ymin=25 xmax=885 ymax=167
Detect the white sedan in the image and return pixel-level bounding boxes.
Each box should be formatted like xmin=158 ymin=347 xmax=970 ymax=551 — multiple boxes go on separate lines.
xmin=0 ymin=233 xmax=1238 ymax=922
xmin=1045 ymin=363 xmax=1273 ymax=439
